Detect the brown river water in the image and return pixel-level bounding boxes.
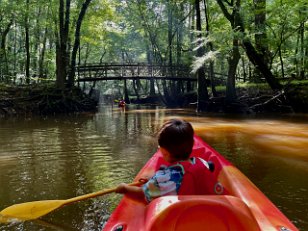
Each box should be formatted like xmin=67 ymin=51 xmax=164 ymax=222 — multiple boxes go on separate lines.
xmin=0 ymin=106 xmax=307 ymax=231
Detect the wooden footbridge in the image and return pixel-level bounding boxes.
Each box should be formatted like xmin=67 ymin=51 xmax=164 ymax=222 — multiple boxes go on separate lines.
xmin=76 ymin=63 xmax=197 ymax=82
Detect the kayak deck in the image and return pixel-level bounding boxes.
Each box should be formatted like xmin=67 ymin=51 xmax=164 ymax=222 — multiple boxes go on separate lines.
xmin=103 ymin=135 xmax=298 ymax=231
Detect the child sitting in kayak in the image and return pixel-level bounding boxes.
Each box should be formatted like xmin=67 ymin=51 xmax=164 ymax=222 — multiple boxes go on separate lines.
xmin=116 ymin=119 xmax=211 ymax=202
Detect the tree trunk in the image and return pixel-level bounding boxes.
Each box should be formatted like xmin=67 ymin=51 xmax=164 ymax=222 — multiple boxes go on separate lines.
xmin=33 ymin=5 xmax=42 ymax=75
xmin=56 ymin=45 xmax=66 ymax=88
xmin=215 ymin=0 xmax=241 ymax=102
xmin=242 ymin=39 xmax=282 ymax=90
xmin=216 ymin=0 xmax=282 ymax=91
xmin=203 ymin=0 xmax=218 ymax=97
xmin=241 ymin=57 xmax=247 ymax=82
xmin=25 ymin=0 xmax=30 ymax=84
xmin=68 ymin=0 xmax=92 ymax=88
xmin=146 ymin=46 xmax=156 ymax=96
xmin=56 ymin=0 xmax=71 ymax=89
xmin=278 ymin=46 xmax=285 ymax=78
xmin=189 ymin=3 xmax=195 ymax=57
xmin=176 ymin=2 xmax=184 ymax=66
xmin=0 ymin=20 xmax=12 ymax=76
xmin=39 ymin=26 xmax=48 ymax=78
xmin=299 ymin=11 xmax=305 ymax=79
xmin=253 ymin=0 xmax=271 ymax=80
xmin=124 ymin=79 xmax=130 ymax=103
xmin=254 ymin=0 xmax=269 ymax=64
xmin=132 ymin=80 xmax=140 ymax=101
xmin=167 ymin=1 xmax=176 ymax=97
xmin=167 ymin=0 xmax=173 ymax=68
xmin=195 ymin=0 xmax=209 ymax=112
xmin=226 ymin=39 xmax=240 ymax=102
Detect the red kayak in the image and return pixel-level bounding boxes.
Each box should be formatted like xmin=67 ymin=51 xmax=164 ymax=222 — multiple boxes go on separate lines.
xmin=103 ymin=135 xmax=298 ymax=231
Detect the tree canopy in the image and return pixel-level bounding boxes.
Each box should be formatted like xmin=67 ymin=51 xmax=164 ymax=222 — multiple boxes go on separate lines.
xmin=0 ymin=0 xmax=307 ymax=111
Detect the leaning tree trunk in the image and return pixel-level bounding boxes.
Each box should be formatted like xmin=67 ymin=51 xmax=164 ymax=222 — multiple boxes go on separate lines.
xmin=216 ymin=0 xmax=282 ymax=91
xmin=68 ymin=0 xmax=93 ymax=88
xmin=242 ymin=39 xmax=282 ymax=90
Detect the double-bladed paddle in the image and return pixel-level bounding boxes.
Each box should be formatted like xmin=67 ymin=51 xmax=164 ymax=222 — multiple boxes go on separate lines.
xmin=0 ymin=179 xmax=147 ymax=223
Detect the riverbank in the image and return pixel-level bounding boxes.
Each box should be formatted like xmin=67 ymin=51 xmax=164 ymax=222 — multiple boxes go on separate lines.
xmin=1 ymin=82 xmax=307 ymax=117
xmin=0 ymin=84 xmax=98 ymax=117
xmin=131 ymin=83 xmax=308 ymax=114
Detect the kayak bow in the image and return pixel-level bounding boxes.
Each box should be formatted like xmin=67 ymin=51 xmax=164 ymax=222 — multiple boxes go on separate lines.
xmin=103 ymin=135 xmax=298 ymax=231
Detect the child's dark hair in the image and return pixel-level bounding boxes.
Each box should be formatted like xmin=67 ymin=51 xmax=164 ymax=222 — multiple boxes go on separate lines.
xmin=158 ymin=119 xmax=194 ymax=160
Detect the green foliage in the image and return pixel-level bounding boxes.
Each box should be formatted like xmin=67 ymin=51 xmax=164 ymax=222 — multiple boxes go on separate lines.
xmin=0 ymin=0 xmax=306 ymax=88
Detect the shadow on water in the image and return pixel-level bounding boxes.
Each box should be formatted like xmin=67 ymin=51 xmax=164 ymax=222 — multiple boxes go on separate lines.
xmin=0 ymin=105 xmax=307 ymax=230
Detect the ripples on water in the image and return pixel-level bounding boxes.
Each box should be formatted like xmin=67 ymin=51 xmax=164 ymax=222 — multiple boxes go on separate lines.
xmin=0 ymin=107 xmax=307 ymax=230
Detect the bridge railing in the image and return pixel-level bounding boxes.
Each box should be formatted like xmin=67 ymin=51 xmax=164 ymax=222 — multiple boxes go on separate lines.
xmin=76 ymin=63 xmax=195 ymax=80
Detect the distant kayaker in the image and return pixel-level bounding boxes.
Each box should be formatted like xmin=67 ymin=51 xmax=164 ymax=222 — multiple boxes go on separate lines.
xmin=116 ymin=119 xmax=211 ymax=202
xmin=118 ymin=99 xmax=126 ymax=107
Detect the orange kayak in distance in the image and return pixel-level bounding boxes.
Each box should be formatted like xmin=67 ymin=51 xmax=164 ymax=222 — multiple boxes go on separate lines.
xmin=103 ymin=135 xmax=298 ymax=231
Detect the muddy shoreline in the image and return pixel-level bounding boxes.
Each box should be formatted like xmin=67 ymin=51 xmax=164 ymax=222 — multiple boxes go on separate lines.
xmin=1 ymin=84 xmax=307 ymax=117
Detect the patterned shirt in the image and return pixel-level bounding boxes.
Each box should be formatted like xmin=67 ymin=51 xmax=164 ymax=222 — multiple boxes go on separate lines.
xmin=142 ymin=164 xmax=185 ymax=202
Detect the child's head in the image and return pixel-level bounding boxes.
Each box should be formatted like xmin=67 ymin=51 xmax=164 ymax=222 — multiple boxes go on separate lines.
xmin=158 ymin=119 xmax=194 ymax=161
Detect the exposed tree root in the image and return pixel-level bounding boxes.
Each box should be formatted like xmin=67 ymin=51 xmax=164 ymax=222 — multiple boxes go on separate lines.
xmin=0 ymin=85 xmax=97 ymax=117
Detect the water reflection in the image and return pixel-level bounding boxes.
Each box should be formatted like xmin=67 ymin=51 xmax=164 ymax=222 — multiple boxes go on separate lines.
xmin=0 ymin=107 xmax=307 ymax=230
xmin=188 ymin=117 xmax=308 ymax=161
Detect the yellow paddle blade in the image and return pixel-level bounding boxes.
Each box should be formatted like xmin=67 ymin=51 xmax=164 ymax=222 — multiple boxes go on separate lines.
xmin=0 ymin=200 xmax=66 ymax=221
xmin=0 ymin=178 xmax=147 ymax=223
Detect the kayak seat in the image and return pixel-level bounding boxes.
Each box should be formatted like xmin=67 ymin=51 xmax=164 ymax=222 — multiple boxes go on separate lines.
xmin=145 ymin=195 xmax=260 ymax=231
xmin=190 ymin=147 xmax=228 ymax=195
xmin=191 ymin=147 xmax=219 ymax=174
xmin=155 ymin=147 xmax=226 ymax=196
xmin=191 ymin=147 xmax=212 ymax=161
